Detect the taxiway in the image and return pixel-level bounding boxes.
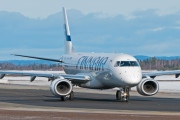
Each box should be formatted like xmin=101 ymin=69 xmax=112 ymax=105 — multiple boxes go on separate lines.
xmin=0 ymin=84 xmax=179 ymax=119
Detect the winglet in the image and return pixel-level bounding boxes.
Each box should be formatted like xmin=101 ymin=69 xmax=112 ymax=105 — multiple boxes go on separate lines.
xmin=0 ymin=74 xmax=5 ymax=79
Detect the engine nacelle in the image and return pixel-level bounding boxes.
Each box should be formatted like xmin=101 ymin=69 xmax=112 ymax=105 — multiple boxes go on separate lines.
xmin=50 ymin=78 xmax=72 ymax=97
xmin=137 ymin=78 xmax=159 ymax=96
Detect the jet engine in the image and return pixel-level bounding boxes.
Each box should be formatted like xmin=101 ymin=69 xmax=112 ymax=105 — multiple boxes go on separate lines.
xmin=137 ymin=78 xmax=159 ymax=96
xmin=50 ymin=78 xmax=72 ymax=96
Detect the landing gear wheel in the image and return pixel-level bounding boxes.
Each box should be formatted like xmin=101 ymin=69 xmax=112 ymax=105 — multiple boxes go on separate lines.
xmin=125 ymin=91 xmax=130 ymax=102
xmin=69 ymin=91 xmax=74 ymax=100
xmin=123 ymin=87 xmax=130 ymax=102
xmin=61 ymin=96 xmax=66 ymax=101
xmin=116 ymin=90 xmax=122 ymax=101
xmin=116 ymin=87 xmax=130 ymax=102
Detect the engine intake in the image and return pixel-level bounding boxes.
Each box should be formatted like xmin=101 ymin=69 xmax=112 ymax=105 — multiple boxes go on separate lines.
xmin=137 ymin=78 xmax=159 ymax=96
xmin=50 ymin=78 xmax=72 ymax=96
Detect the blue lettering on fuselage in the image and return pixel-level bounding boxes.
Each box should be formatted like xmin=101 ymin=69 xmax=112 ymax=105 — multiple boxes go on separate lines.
xmin=76 ymin=56 xmax=109 ymax=71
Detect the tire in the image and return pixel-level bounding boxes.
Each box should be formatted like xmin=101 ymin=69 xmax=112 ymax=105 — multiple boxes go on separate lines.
xmin=116 ymin=90 xmax=121 ymax=100
xmin=125 ymin=91 xmax=130 ymax=102
xmin=69 ymin=91 xmax=74 ymax=100
xmin=61 ymin=96 xmax=66 ymax=101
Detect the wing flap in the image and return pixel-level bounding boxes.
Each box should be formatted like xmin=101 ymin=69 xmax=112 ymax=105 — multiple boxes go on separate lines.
xmin=0 ymin=71 xmax=55 ymax=78
xmin=0 ymin=70 xmax=90 ymax=84
xmin=142 ymin=70 xmax=180 ymax=78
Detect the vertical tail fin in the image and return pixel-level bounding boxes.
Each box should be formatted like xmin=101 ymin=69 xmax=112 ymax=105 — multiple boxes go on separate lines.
xmin=63 ymin=7 xmax=74 ymax=54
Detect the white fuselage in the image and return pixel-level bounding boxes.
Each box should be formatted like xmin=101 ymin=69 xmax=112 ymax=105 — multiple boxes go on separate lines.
xmin=61 ymin=52 xmax=142 ymax=89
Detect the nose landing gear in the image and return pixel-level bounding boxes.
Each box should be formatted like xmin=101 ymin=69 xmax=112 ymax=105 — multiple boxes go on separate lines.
xmin=116 ymin=87 xmax=130 ymax=102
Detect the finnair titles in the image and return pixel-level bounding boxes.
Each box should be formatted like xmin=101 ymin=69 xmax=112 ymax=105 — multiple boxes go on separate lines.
xmin=65 ymin=56 xmax=109 ymax=70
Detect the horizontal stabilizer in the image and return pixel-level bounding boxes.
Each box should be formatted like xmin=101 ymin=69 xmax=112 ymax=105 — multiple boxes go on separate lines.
xmin=11 ymin=54 xmax=62 ymax=62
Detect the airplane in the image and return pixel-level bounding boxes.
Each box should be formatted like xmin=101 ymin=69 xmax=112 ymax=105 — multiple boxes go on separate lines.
xmin=0 ymin=7 xmax=180 ymax=102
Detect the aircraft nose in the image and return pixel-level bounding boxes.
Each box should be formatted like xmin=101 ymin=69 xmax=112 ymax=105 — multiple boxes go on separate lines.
xmin=120 ymin=71 xmax=142 ymax=86
xmin=125 ymin=74 xmax=142 ymax=85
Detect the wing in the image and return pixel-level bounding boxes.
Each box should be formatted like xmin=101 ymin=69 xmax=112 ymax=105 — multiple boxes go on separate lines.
xmin=142 ymin=70 xmax=180 ymax=78
xmin=0 ymin=70 xmax=90 ymax=84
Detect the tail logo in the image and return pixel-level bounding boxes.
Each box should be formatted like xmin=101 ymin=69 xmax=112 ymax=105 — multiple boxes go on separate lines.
xmin=64 ymin=24 xmax=71 ymax=41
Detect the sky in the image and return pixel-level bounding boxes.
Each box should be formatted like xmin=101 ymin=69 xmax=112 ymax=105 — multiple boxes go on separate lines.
xmin=1 ymin=0 xmax=180 ymax=18
xmin=0 ymin=0 xmax=180 ymax=60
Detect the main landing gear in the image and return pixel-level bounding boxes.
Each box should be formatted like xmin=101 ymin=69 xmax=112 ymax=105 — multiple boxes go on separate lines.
xmin=116 ymin=87 xmax=130 ymax=102
xmin=60 ymin=91 xmax=74 ymax=101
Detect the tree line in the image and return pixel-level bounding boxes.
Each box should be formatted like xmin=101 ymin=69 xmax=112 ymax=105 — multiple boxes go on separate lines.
xmin=138 ymin=57 xmax=180 ymax=70
xmin=0 ymin=63 xmax=63 ymax=71
xmin=0 ymin=57 xmax=180 ymax=70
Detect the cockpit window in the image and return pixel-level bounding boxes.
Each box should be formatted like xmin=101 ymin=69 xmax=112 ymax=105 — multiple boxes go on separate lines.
xmin=120 ymin=61 xmax=131 ymax=66
xmin=114 ymin=61 xmax=139 ymax=67
xmin=114 ymin=61 xmax=120 ymax=67
xmin=130 ymin=61 xmax=139 ymax=66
